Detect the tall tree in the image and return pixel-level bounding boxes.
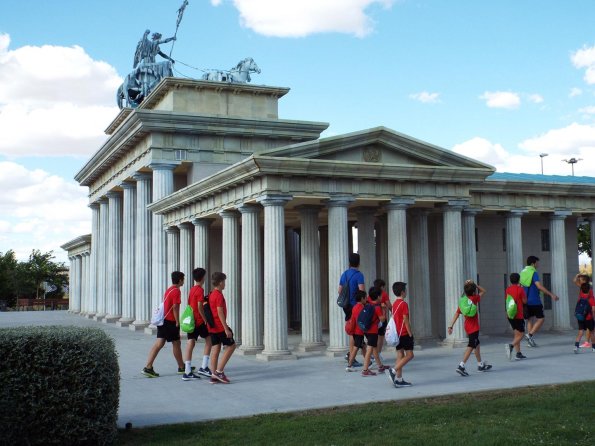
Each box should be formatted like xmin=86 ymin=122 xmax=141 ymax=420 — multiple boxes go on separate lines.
xmin=578 ymin=223 xmax=592 ymax=258
xmin=0 ymin=250 xmax=18 ymax=307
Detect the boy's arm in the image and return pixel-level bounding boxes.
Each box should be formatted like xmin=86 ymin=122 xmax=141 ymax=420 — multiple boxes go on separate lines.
xmin=477 ymin=284 xmax=486 ymax=297
xmin=521 ymin=288 xmax=528 ymax=304
xmin=447 ymin=312 xmax=459 ymax=335
xmin=403 ymin=314 xmax=412 ymax=337
xmin=217 ymin=306 xmax=232 ymax=337
xmin=573 ymin=274 xmax=581 ymax=287
xmin=196 ymin=301 xmax=207 ymax=322
xmin=535 ymin=281 xmax=559 ymax=301
xmin=173 ymin=304 xmax=180 ymax=326
xmin=378 ymin=307 xmax=386 ymax=322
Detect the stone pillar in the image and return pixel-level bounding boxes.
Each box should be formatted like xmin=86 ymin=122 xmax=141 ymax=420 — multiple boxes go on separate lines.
xmin=256 ymin=195 xmax=296 ymax=360
xmin=131 ymin=173 xmax=151 ymax=331
xmin=386 ymin=198 xmax=414 ymax=287
xmin=550 ymin=211 xmax=572 ymax=330
xmin=150 ymin=163 xmax=177 ymax=326
xmin=319 ymin=226 xmax=330 ymax=331
xmin=443 ymin=201 xmax=467 ymax=345
xmin=95 ymin=197 xmax=109 ymax=320
xmin=79 ymin=253 xmax=86 ymax=314
xmin=87 ymin=203 xmax=99 ymax=318
xmin=178 ymin=222 xmax=194 ymax=300
xmin=356 ymin=207 xmax=377 ymax=288
xmin=84 ymin=252 xmax=91 ymax=315
xmin=462 ymin=208 xmax=481 ymax=282
xmin=286 ymin=228 xmax=301 ymax=328
xmin=505 ymin=209 xmax=527 ymax=276
xmin=118 ymin=182 xmax=136 ymax=327
xmin=74 ymin=255 xmax=82 ymax=313
xmin=297 ymin=206 xmax=325 ymax=351
xmin=192 ymin=218 xmax=214 ymax=291
xmin=590 ymin=216 xmax=595 ymax=275
xmin=104 ymin=191 xmax=123 ymax=323
xmin=326 ymin=196 xmax=354 ymax=356
xmin=166 ymin=226 xmax=180 ymax=273
xmin=220 ymin=210 xmax=241 ymax=341
xmin=409 ymin=209 xmax=432 ymax=338
xmin=238 ymin=204 xmax=264 ymax=354
xmin=67 ymin=257 xmax=74 ymax=312
xmin=376 ymin=215 xmax=388 ymax=282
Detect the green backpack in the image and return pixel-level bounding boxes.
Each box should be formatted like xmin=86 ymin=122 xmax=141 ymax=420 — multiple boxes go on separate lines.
xmin=505 ymin=294 xmax=517 ymax=319
xmin=459 ymin=295 xmax=477 ymax=317
xmin=519 ymin=266 xmax=536 ymax=287
xmin=180 ymin=304 xmax=195 ymax=333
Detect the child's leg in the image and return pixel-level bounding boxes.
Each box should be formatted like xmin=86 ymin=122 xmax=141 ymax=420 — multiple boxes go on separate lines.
xmin=512 ymin=330 xmax=523 ymax=352
xmin=145 ymin=338 xmax=166 ymax=368
xmin=210 ymin=343 xmax=221 ymax=373
xmin=202 ymin=335 xmax=212 ymax=369
xmin=575 ymin=329 xmax=584 ymax=343
xmin=217 ymin=344 xmax=236 ymax=372
xmin=395 ymin=350 xmax=414 ymax=378
xmin=394 ymin=348 xmax=404 ymax=369
xmin=530 ymin=317 xmax=544 ymax=335
xmin=172 ymin=340 xmax=184 ymax=368
xmin=184 ymin=339 xmax=196 ymax=362
xmin=473 ymin=345 xmax=482 ymax=363
xmin=526 ymin=317 xmax=533 ymax=334
xmin=372 ymin=346 xmax=383 ymax=367
xmin=377 ymin=335 xmax=385 ymax=355
xmin=461 ymin=346 xmax=473 ymax=364
xmin=348 ymin=336 xmax=359 ymax=366
xmin=363 ymin=344 xmax=373 ymax=371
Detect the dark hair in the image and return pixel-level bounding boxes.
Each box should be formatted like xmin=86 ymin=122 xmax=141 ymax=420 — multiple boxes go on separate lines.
xmin=579 ymin=274 xmax=590 ymax=283
xmin=373 ymin=279 xmax=386 ymax=289
xmin=171 ymin=271 xmax=185 ymax=284
xmin=464 ymin=282 xmax=477 ymax=296
xmin=392 ymin=281 xmax=406 ymax=297
xmin=193 ymin=267 xmax=206 ymax=282
xmin=368 ymin=287 xmax=381 ymax=301
xmin=211 ymin=272 xmax=227 ymax=287
xmin=510 ymin=273 xmax=520 ymax=285
xmin=349 ymin=253 xmax=360 ymax=267
xmin=581 ymin=282 xmax=591 ymax=294
xmin=355 ymin=290 xmax=367 ymax=302
xmin=526 ymin=256 xmax=539 ymax=266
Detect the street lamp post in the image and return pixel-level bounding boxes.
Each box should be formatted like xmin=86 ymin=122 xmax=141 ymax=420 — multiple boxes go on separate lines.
xmin=562 ymin=157 xmax=583 ymax=176
xmin=539 ymin=153 xmax=548 ymax=175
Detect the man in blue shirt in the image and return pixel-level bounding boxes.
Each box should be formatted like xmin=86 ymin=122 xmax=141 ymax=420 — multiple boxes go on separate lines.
xmin=338 ymin=253 xmax=366 ymax=366
xmin=522 ymin=255 xmax=558 ymax=347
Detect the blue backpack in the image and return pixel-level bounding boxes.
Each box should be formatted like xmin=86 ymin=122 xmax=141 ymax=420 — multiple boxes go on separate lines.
xmin=357 ymin=304 xmax=376 ymax=332
xmin=575 ymin=297 xmax=592 ymax=322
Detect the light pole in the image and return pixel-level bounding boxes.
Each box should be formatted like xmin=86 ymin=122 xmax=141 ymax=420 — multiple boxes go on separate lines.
xmin=562 ymin=157 xmax=583 ymax=176
xmin=539 ymin=153 xmax=548 ymax=174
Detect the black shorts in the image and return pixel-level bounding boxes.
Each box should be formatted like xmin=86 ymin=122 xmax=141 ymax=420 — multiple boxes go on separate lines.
xmin=396 ymin=335 xmax=414 ymax=351
xmin=364 ymin=333 xmax=378 ymax=348
xmin=187 ymin=323 xmax=209 ymax=341
xmin=578 ymin=319 xmax=595 ymax=331
xmin=157 ymin=319 xmax=180 ymax=342
xmin=378 ymin=324 xmax=387 ymax=336
xmin=467 ymin=331 xmax=480 ymax=349
xmin=508 ymin=318 xmax=525 ymax=333
xmin=526 ymin=304 xmax=544 ymax=319
xmin=353 ymin=334 xmax=365 ymax=349
xmin=210 ymin=330 xmax=235 ymax=346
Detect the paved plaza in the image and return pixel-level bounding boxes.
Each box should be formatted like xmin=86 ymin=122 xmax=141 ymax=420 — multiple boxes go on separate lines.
xmin=2 ymin=311 xmax=592 ymax=428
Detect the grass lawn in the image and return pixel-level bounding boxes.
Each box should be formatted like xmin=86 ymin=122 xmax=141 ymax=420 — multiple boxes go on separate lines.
xmin=118 ymin=381 xmax=594 ymax=445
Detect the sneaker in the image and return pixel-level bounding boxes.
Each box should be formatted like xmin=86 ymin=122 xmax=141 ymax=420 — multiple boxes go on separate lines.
xmin=370 ymin=356 xmax=376 ymax=363
xmin=344 ymin=353 xmax=349 ymax=361
xmin=142 ymin=367 xmax=159 ymax=378
xmin=377 ymin=365 xmax=390 ymax=373
xmin=388 ymin=367 xmax=397 ymax=386
xmin=505 ymin=343 xmax=513 ymax=361
xmin=515 ymin=352 xmax=527 ymax=360
xmin=345 ymin=366 xmax=356 ymax=372
xmin=477 ymin=363 xmax=493 ymax=372
xmin=395 ymin=379 xmax=412 ymax=387
xmin=351 ymin=359 xmax=363 ymax=368
xmin=528 ymin=336 xmax=537 ymax=348
xmin=580 ymin=341 xmax=591 ymax=348
xmin=361 ymin=369 xmax=377 ymax=377
xmin=209 ymin=377 xmax=219 ymax=384
xmin=213 ymin=371 xmax=230 ymax=383
xmin=178 ymin=366 xmax=196 ymax=374
xmin=574 ymin=346 xmax=579 ymax=354
xmin=197 ymin=367 xmax=212 ymax=378
xmin=456 ymin=365 xmax=469 ymax=377
xmin=182 ymin=372 xmax=200 ymax=381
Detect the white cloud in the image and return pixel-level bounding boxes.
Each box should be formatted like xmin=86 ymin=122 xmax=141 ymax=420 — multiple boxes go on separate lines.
xmin=519 ymin=123 xmax=595 ymax=154
xmin=0 ymin=33 xmax=120 ymax=158
xmin=527 ymin=94 xmax=543 ymax=104
xmin=571 ymin=44 xmax=595 ymax=85
xmin=409 ymin=91 xmax=440 ymax=103
xmin=570 ymin=87 xmax=583 ymax=97
xmin=479 ymin=91 xmax=521 ymax=109
xmin=579 ymin=106 xmax=595 ymax=114
xmin=212 ymin=0 xmax=395 ymax=38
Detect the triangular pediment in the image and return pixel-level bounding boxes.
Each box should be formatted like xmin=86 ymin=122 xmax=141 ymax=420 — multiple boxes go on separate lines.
xmin=259 ymin=126 xmax=494 ymax=170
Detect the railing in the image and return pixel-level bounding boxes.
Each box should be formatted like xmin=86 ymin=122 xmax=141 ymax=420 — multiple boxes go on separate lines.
xmin=16 ymin=299 xmax=69 ymax=311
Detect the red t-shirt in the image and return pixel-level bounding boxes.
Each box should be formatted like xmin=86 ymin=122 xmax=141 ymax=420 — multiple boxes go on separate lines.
xmin=506 ymin=284 xmax=526 ymax=320
xmin=188 ymin=284 xmax=205 ymax=326
xmin=365 ymin=305 xmax=384 ymax=334
xmin=163 ymin=285 xmax=181 ymax=322
xmin=392 ymin=299 xmax=410 ymax=337
xmin=351 ymin=302 xmax=365 ymax=336
xmin=456 ymin=294 xmax=481 ymax=334
xmin=578 ymin=292 xmax=595 ymax=321
xmin=208 ymin=289 xmax=227 ymax=333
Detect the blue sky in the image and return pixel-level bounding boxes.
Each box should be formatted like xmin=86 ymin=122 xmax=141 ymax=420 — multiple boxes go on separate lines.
xmin=1 ymin=0 xmax=595 ymax=260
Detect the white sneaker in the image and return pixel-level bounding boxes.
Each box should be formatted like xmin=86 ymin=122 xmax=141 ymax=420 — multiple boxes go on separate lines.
xmin=505 ymin=343 xmax=513 ymax=361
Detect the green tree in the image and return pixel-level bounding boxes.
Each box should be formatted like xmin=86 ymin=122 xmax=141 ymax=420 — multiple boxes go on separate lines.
xmin=0 ymin=250 xmax=19 ymax=307
xmin=21 ymin=250 xmax=68 ymax=300
xmin=578 ymin=223 xmax=591 ymax=258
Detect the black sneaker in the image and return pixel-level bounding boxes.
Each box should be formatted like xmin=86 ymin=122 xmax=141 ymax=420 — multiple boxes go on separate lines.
xmin=178 ymin=366 xmax=196 ymax=374
xmin=505 ymin=343 xmax=513 ymax=361
xmin=395 ymin=379 xmax=412 ymax=387
xmin=477 ymin=363 xmax=493 ymax=372
xmin=456 ymin=365 xmax=469 ymax=377
xmin=197 ymin=367 xmax=212 ymax=378
xmin=515 ymin=352 xmax=527 ymax=360
xmin=351 ymin=359 xmax=363 ymax=367
xmin=182 ymin=372 xmax=200 ymax=381
xmin=387 ymin=367 xmax=397 ymax=386
xmin=142 ymin=367 xmax=159 ymax=378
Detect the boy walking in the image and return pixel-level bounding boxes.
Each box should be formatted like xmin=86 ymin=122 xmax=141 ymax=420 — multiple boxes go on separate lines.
xmin=448 ymin=280 xmax=492 ymax=376
xmin=504 ymin=273 xmax=528 ymax=361
xmin=208 ymin=272 xmax=236 ymax=384
xmin=346 ymin=290 xmax=369 ymax=372
xmin=388 ymin=282 xmax=414 ymax=388
xmin=573 ymin=274 xmax=593 ymax=348
xmin=182 ymin=267 xmax=213 ymax=380
xmin=574 ymin=282 xmax=595 ymax=353
xmin=373 ymin=278 xmax=391 ymax=359
xmin=360 ymin=287 xmax=388 ymax=376
xmin=339 ymin=253 xmax=366 ymax=366
xmin=142 ymin=271 xmax=185 ymax=377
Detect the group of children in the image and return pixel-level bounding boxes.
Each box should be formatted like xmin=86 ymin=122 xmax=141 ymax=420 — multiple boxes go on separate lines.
xmin=142 ymin=268 xmax=236 ymax=384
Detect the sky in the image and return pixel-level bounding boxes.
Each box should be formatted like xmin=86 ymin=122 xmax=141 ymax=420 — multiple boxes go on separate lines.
xmin=1 ymin=0 xmax=595 ymax=262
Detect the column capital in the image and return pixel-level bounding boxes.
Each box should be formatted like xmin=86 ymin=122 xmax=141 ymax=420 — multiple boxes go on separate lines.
xmin=324 ymin=195 xmax=354 ymax=207
xmin=120 ymin=181 xmax=136 ymax=190
xmin=550 ymin=210 xmax=572 ymax=220
xmin=177 ymin=221 xmax=194 ymax=230
xmin=165 ymin=226 xmax=179 ymax=235
xmin=295 ymin=204 xmax=323 ymax=215
xmin=463 ymin=207 xmax=483 ymax=216
xmin=132 ymin=172 xmax=152 ymax=182
xmin=505 ymin=208 xmax=528 ymax=217
xmin=97 ymin=196 xmax=108 ymax=204
xmin=440 ymin=199 xmax=469 ymax=212
xmin=88 ymin=202 xmax=100 ymax=210
xmin=385 ymin=197 xmax=415 ymax=210
xmin=192 ymin=217 xmax=215 ymax=227
xmin=257 ymin=194 xmax=293 ymax=207
xmin=238 ymin=203 xmax=261 ymax=214
xmin=148 ymin=161 xmax=179 ymax=171
xmin=219 ymin=209 xmax=241 ymax=219
xmin=105 ymin=190 xmax=121 ymax=199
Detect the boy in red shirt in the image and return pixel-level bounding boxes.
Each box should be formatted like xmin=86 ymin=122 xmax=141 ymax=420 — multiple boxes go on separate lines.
xmin=208 ymin=272 xmax=236 ymax=384
xmin=505 ymin=273 xmax=528 ymax=361
xmin=346 ymin=290 xmax=368 ymax=372
xmin=182 ymin=267 xmax=213 ymax=380
xmin=448 ymin=280 xmax=492 ymax=376
xmin=573 ymin=274 xmax=594 ymax=348
xmin=373 ymin=279 xmax=391 ymax=359
xmin=388 ymin=282 xmax=414 ymax=387
xmin=142 ymin=271 xmax=185 ymax=378
xmin=574 ymin=282 xmax=595 ymax=353
xmin=360 ymin=287 xmax=388 ymax=376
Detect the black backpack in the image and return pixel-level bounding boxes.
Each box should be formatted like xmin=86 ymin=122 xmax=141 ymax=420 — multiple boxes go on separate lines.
xmin=357 ymin=303 xmax=376 ymax=332
xmin=337 ymin=271 xmax=355 ymax=308
xmin=203 ymin=292 xmax=215 ymax=328
xmin=575 ymin=297 xmax=592 ymax=322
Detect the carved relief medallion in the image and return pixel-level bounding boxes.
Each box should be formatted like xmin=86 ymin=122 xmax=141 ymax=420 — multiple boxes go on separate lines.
xmin=363 ymin=146 xmax=381 ymax=163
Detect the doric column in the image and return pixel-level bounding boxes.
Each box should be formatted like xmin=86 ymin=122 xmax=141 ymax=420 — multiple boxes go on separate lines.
xmin=386 ymin=198 xmax=414 ymax=287
xmin=119 ymin=182 xmax=136 ymax=327
xmin=104 ymin=191 xmax=123 ymax=323
xmin=462 ymin=208 xmax=481 ymax=282
xmin=505 ymin=209 xmax=528 ymax=276
xmin=87 ymin=203 xmax=99 ymax=318
xmin=238 ymin=204 xmax=263 ymax=354
xmin=356 ymin=207 xmax=377 ymax=288
xmin=550 ymin=211 xmax=572 ymax=330
xmin=590 ymin=216 xmax=595 ymax=275
xmin=409 ymin=209 xmax=432 ymax=338
xmin=297 ymin=205 xmax=325 ymax=351
xmin=375 ymin=214 xmax=388 ymax=283
xmin=150 ymin=162 xmax=177 ymax=325
xmin=220 ymin=210 xmax=241 ymax=342
xmin=286 ymin=228 xmax=301 ymax=328
xmin=256 ymin=195 xmax=296 ymax=360
xmin=443 ymin=200 xmax=467 ymax=344
xmin=74 ymin=255 xmax=82 ymax=313
xmin=95 ymin=197 xmax=109 ymax=320
xmin=319 ymin=226 xmax=330 ymax=331
xmin=131 ymin=172 xmax=151 ymax=331
xmin=79 ymin=253 xmax=86 ymax=314
xmin=68 ymin=256 xmax=75 ymax=312
xmin=192 ymin=217 xmax=214 ymax=290
xmin=166 ymin=226 xmax=180 ymax=273
xmin=83 ymin=252 xmax=90 ymax=315
xmin=326 ymin=195 xmax=354 ymax=356
xmin=178 ymin=222 xmax=194 ymax=300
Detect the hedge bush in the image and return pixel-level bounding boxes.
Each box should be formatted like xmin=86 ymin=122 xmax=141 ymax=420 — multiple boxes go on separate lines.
xmin=0 ymin=326 xmax=120 ymax=445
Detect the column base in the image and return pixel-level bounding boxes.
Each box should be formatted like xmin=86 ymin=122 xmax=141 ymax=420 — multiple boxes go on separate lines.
xmin=237 ymin=346 xmax=264 ymax=356
xmin=85 ymin=312 xmax=96 ymax=319
xmin=256 ymin=351 xmax=298 ymax=361
xmin=439 ymin=338 xmax=469 ymax=348
xmin=129 ymin=321 xmax=149 ymax=332
xmin=102 ymin=315 xmax=121 ymax=324
xmin=297 ymin=342 xmax=326 ymax=353
xmin=326 ymin=347 xmax=348 ymax=358
xmin=93 ymin=313 xmax=106 ymax=322
xmin=116 ymin=318 xmax=134 ymax=328
xmin=144 ymin=325 xmax=157 ymax=336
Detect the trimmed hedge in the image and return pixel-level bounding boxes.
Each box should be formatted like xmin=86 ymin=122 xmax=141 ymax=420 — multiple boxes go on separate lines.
xmin=0 ymin=326 xmax=120 ymax=445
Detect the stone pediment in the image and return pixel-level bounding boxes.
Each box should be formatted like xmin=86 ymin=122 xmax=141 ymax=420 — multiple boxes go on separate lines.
xmin=259 ymin=126 xmax=494 ymax=170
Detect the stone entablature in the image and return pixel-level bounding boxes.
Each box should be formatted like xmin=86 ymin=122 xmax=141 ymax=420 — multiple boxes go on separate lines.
xmin=60 ymin=235 xmax=92 ymax=257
